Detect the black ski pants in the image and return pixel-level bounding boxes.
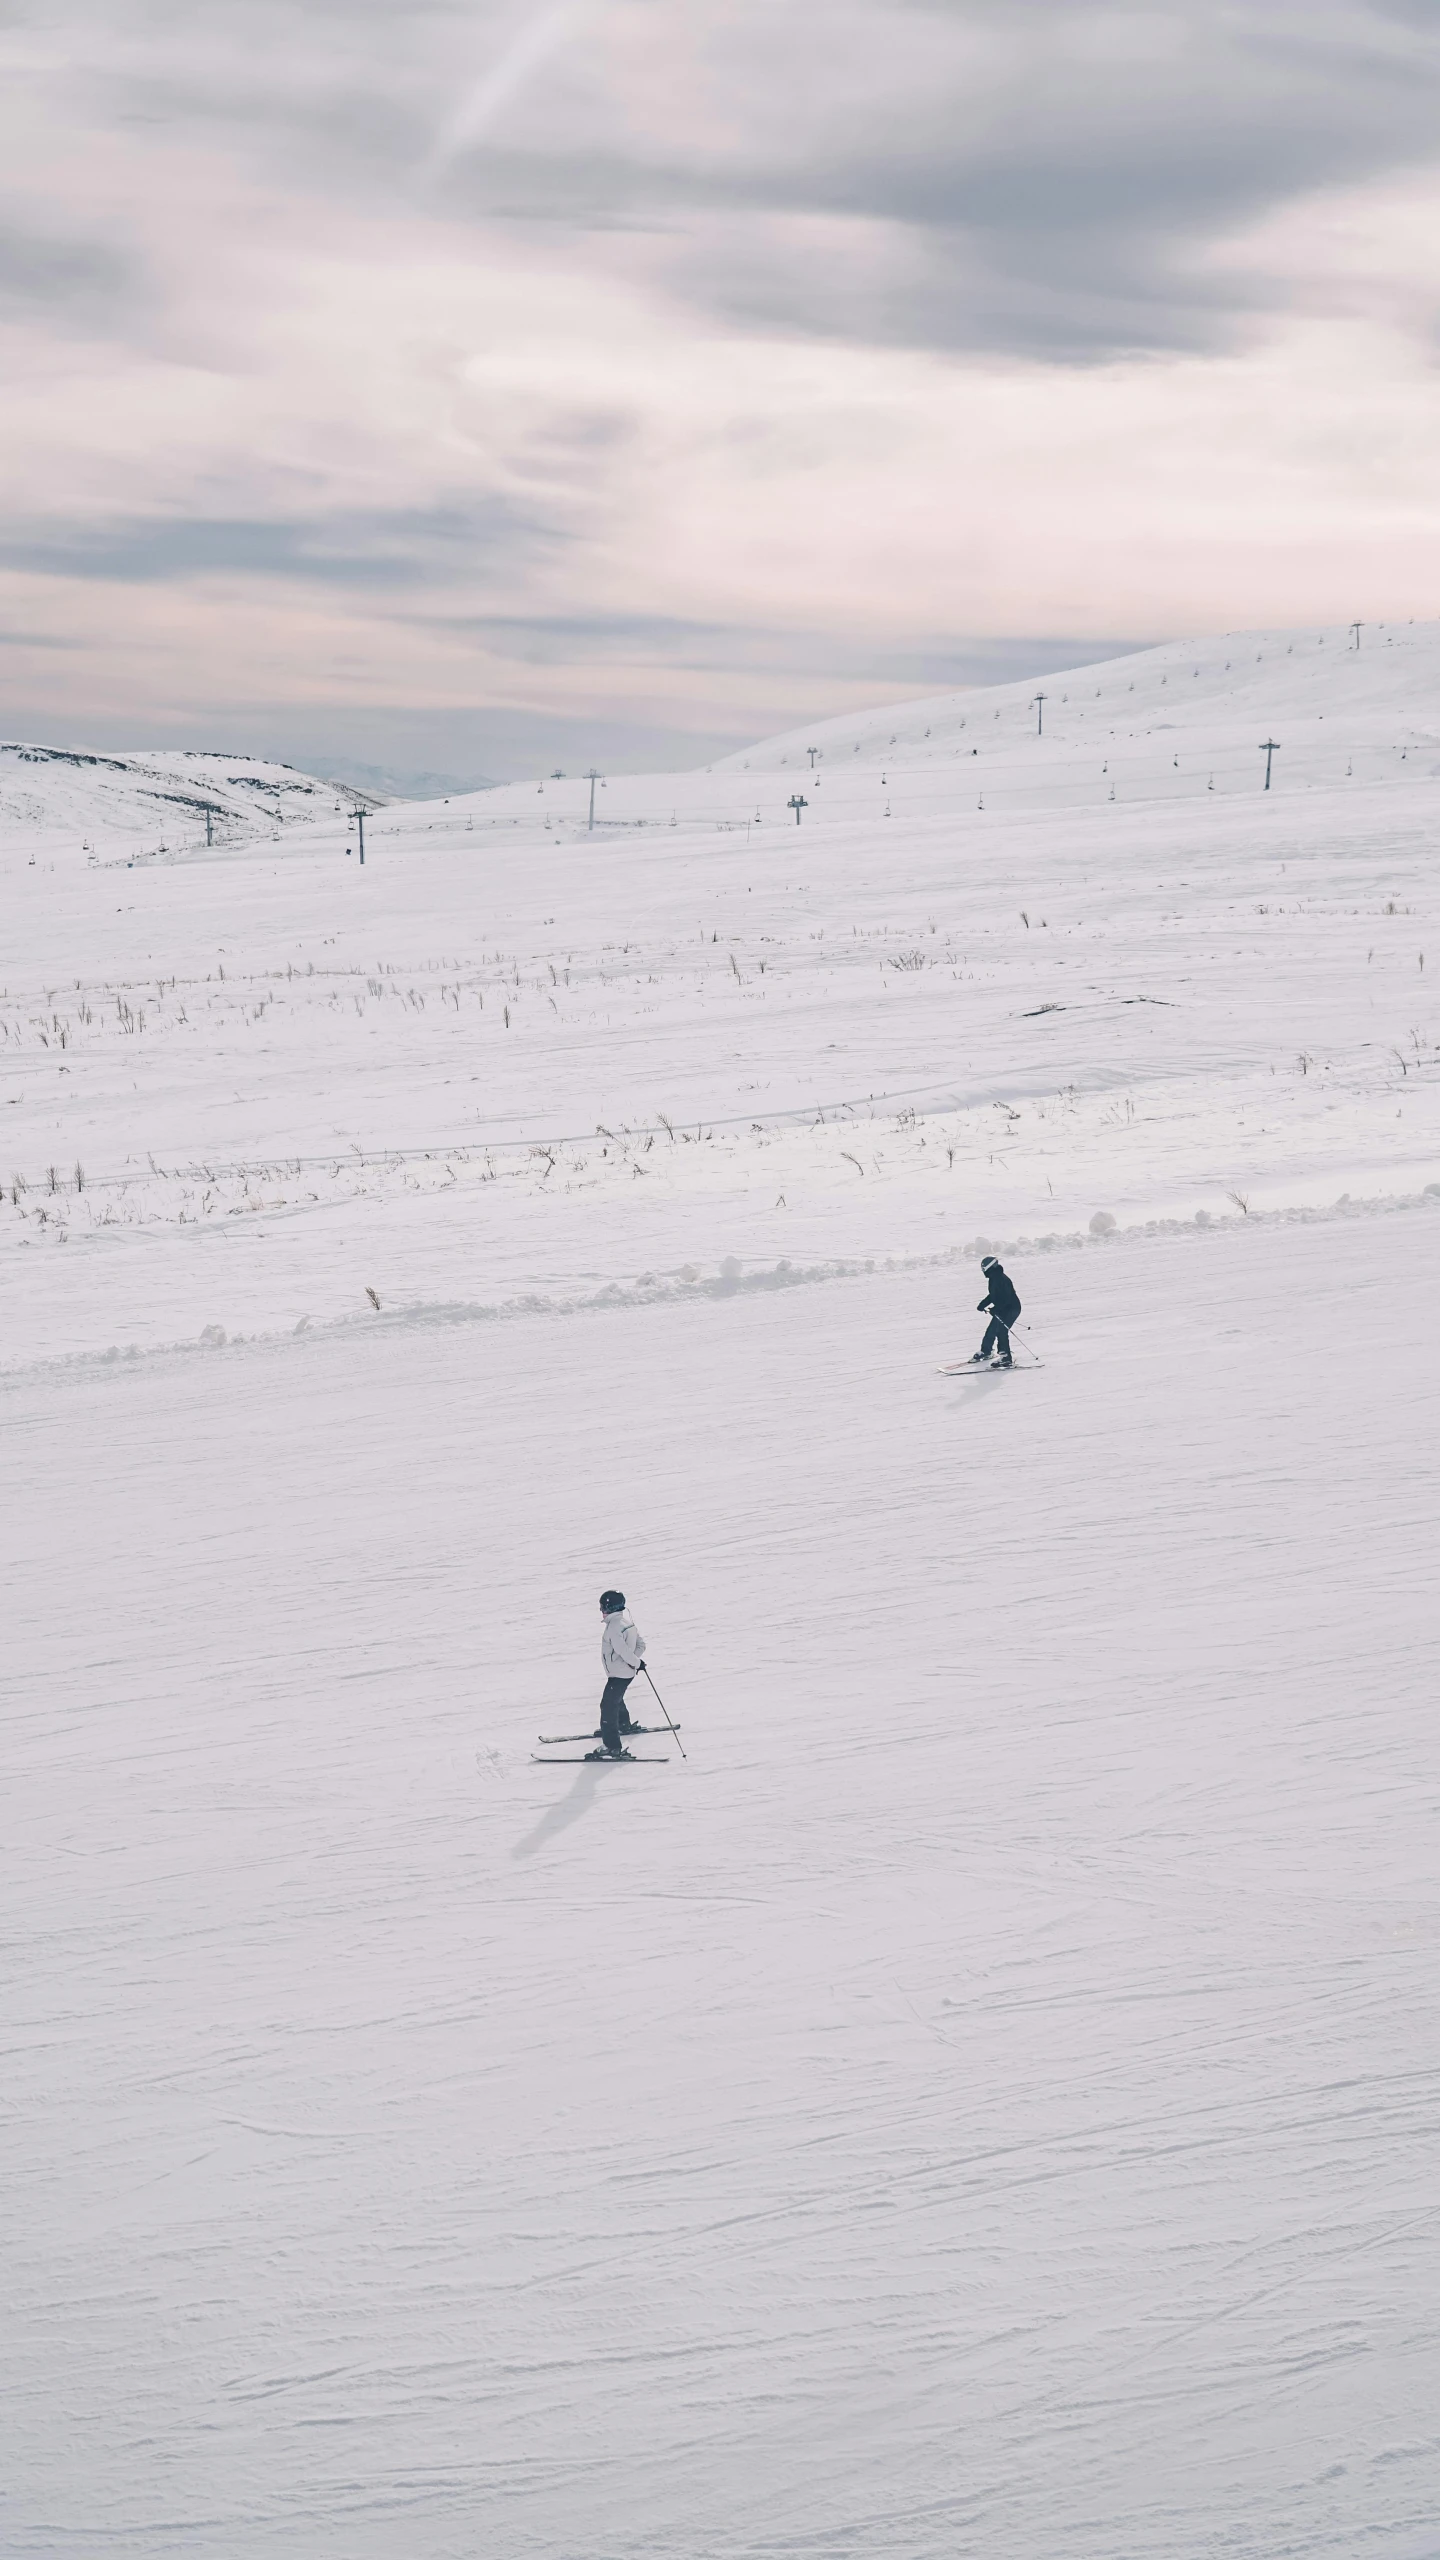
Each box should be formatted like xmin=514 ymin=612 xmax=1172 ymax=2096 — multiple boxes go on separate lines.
xmin=600 ymin=1675 xmax=635 ymax=1752
xmin=980 ymin=1316 xmax=1011 ymax=1361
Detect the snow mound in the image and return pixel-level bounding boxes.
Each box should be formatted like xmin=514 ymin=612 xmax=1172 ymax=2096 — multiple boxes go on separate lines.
xmin=0 ymin=742 xmax=381 ymax=865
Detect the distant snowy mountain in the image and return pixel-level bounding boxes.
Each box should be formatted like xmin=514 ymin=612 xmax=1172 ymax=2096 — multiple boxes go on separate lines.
xmin=311 ymin=757 xmax=499 ymax=802
xmin=0 ymin=742 xmax=381 ymax=862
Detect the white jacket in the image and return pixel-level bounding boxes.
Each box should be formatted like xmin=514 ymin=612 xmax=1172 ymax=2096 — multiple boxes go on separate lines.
xmin=602 ymin=1609 xmax=646 ymax=1680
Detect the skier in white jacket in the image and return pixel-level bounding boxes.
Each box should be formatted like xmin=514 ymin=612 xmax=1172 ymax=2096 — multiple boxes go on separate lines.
xmin=594 ymin=1590 xmax=645 ymax=1758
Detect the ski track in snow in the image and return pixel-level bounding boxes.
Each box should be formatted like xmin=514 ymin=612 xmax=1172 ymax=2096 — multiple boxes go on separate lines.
xmin=4 ymin=628 xmax=1440 ymax=2559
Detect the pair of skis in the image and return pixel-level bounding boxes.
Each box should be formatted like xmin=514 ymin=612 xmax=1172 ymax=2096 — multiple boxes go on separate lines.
xmin=532 ymin=1722 xmax=678 ymax=1765
xmin=937 ymin=1355 xmax=1041 ymax=1375
xmin=537 ymin=1750 xmax=669 ymax=1763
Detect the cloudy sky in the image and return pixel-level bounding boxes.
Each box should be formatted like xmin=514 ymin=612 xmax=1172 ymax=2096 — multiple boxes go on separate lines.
xmin=6 ymin=0 xmax=1440 ymax=782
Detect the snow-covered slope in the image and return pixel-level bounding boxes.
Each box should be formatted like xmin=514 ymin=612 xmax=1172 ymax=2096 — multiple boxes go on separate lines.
xmin=2 ymin=623 xmax=1438 ymax=1367
xmin=4 ymin=630 xmax=1440 ymax=2560
xmin=459 ymin=614 xmax=1440 ymax=832
xmin=7 ymin=1212 xmax=1440 ymax=2560
xmin=716 ymin=612 xmax=1440 ymax=783
xmin=0 ymin=740 xmax=378 ymax=865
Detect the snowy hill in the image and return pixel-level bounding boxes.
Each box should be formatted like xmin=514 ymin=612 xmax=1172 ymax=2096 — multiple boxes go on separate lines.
xmin=716 ymin=613 xmax=1440 ymax=780
xmin=458 ymin=614 xmax=1440 ymax=835
xmin=5 ymin=628 xmax=1440 ymax=2560
xmin=0 ymin=740 xmax=380 ymax=865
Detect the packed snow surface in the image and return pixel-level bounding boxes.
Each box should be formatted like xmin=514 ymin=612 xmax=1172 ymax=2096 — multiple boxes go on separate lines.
xmin=4 ymin=627 xmax=1439 ymax=2559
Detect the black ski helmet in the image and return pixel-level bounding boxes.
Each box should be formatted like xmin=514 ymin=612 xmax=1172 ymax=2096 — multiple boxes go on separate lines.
xmin=981 ymin=1254 xmax=1000 ymax=1272
xmin=599 ymin=1589 xmax=625 ymax=1614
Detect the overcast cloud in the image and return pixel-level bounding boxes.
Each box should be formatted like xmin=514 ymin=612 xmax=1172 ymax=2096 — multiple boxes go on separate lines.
xmin=5 ymin=0 xmax=1440 ymax=778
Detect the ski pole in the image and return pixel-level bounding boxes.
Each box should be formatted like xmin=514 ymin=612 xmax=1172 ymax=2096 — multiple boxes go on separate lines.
xmin=641 ymin=1661 xmax=687 ymax=1759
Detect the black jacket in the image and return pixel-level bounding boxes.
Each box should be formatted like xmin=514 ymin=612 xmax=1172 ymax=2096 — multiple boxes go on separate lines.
xmin=978 ymin=1265 xmax=1021 ymax=1325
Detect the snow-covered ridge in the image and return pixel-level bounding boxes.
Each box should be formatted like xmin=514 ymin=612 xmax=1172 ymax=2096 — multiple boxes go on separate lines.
xmin=463 ymin=617 xmax=1440 ymax=836
xmin=7 ymin=618 xmax=1440 ymax=870
xmin=0 ymin=742 xmax=381 ymax=863
xmin=715 ymin=616 xmax=1440 ymax=771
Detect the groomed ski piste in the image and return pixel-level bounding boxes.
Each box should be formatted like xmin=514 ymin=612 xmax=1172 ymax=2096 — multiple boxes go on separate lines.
xmin=5 ymin=624 xmax=1440 ymax=2560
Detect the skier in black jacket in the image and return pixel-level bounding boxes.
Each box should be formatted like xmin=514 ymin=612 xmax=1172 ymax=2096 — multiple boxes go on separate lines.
xmin=972 ymin=1255 xmax=1021 ymax=1365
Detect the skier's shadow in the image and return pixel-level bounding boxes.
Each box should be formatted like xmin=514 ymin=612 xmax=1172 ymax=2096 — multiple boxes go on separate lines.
xmin=513 ymin=1764 xmax=603 ymax=1860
